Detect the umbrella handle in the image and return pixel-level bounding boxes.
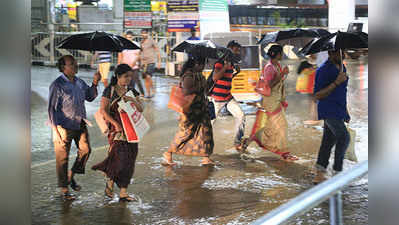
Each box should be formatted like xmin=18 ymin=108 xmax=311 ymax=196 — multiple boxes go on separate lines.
xmin=340 ymin=49 xmax=343 ymax=73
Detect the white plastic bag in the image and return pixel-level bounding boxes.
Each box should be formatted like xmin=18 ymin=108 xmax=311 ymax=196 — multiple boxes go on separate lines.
xmin=118 ymin=98 xmax=150 ymax=143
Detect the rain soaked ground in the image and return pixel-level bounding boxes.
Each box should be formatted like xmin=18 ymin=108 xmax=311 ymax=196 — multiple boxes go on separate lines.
xmin=31 ymin=57 xmax=368 ymax=225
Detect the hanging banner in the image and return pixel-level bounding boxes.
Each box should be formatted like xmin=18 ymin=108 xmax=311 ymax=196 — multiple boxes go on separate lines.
xmin=167 ymin=0 xmax=199 ymax=12
xmin=124 ymin=0 xmax=152 ymax=29
xmin=124 ymin=12 xmax=152 ymax=28
xmin=199 ymin=0 xmax=230 ymax=38
xmin=151 ymin=1 xmax=167 ymax=14
xmin=199 ymin=0 xmax=228 ymax=11
xmin=124 ymin=0 xmax=151 ymax=12
xmin=167 ymin=12 xmax=199 ymax=32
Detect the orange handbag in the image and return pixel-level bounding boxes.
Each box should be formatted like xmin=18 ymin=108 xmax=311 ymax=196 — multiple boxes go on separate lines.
xmin=168 ymin=85 xmax=189 ymax=113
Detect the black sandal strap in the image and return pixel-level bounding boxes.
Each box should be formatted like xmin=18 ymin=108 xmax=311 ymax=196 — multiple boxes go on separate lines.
xmin=63 ymin=192 xmax=76 ymax=201
xmin=70 ymin=178 xmax=82 ymax=191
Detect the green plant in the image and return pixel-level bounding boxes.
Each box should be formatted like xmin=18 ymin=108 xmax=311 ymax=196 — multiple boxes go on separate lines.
xmin=272 ymin=11 xmax=281 ymax=25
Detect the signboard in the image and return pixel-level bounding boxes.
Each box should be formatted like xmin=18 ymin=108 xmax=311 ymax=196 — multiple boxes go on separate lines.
xmin=168 ymin=20 xmax=199 ymax=32
xmin=67 ymin=3 xmax=77 ymax=20
xmin=298 ymin=0 xmax=325 ymax=4
xmin=167 ymin=12 xmax=199 ymax=32
xmin=151 ymin=1 xmax=167 ymax=14
xmin=124 ymin=0 xmax=151 ymax=12
xmin=124 ymin=0 xmax=152 ymax=29
xmin=199 ymin=0 xmax=228 ymax=11
xmin=167 ymin=0 xmax=199 ymax=12
xmin=199 ymin=0 xmax=230 ymax=38
xmin=124 ymin=12 xmax=152 ymax=28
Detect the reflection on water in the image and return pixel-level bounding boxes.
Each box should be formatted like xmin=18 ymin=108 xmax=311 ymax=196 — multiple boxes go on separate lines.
xmin=31 ymin=59 xmax=368 ymax=224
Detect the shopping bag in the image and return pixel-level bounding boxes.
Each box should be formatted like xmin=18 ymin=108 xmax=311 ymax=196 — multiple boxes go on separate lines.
xmin=94 ymin=86 xmax=114 ymax=135
xmin=168 ymin=85 xmax=189 ymax=113
xmin=345 ymin=127 xmax=358 ymax=162
xmin=118 ymin=107 xmax=138 ymax=142
xmin=296 ymin=68 xmax=315 ymax=94
xmin=207 ymin=100 xmax=216 ymax=120
xmin=118 ymin=100 xmax=150 ymax=143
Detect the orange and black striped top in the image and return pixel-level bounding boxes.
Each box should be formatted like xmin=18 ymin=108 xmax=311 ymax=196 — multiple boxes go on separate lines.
xmin=211 ymin=62 xmax=234 ymax=102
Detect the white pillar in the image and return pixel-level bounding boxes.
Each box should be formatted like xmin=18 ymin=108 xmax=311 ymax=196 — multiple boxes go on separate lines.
xmin=328 ymin=0 xmax=355 ymax=33
xmin=113 ymin=0 xmax=124 ymax=33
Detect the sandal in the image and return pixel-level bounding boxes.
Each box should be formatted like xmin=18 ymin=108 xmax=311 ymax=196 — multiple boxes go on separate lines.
xmin=119 ymin=195 xmax=137 ymax=202
xmin=70 ymin=178 xmax=82 ymax=191
xmin=161 ymin=152 xmax=176 ymax=166
xmin=268 ymin=149 xmax=299 ymax=161
xmin=237 ymin=138 xmax=251 ymax=153
xmin=280 ymin=152 xmax=299 ymax=161
xmin=104 ymin=181 xmax=114 ymax=198
xmin=62 ymin=192 xmax=76 ymax=201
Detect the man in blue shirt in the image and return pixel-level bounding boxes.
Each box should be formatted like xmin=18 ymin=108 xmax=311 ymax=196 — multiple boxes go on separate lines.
xmin=187 ymin=27 xmax=200 ymax=41
xmin=48 ymin=55 xmax=101 ymax=200
xmin=312 ymin=50 xmax=351 ymax=184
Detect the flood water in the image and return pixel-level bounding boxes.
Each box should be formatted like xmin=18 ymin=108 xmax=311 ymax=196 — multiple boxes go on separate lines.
xmin=31 ymin=57 xmax=368 ymax=225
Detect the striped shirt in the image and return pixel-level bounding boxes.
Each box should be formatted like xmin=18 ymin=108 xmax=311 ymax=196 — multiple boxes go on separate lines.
xmin=97 ymin=51 xmax=112 ymax=63
xmin=211 ymin=62 xmax=234 ymax=102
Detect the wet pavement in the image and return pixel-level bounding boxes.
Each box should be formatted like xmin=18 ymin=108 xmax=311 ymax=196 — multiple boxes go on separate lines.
xmin=31 ymin=57 xmax=368 ymax=225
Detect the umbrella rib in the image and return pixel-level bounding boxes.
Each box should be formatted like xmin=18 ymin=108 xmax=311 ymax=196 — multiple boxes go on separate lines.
xmin=89 ymin=31 xmax=98 ymax=51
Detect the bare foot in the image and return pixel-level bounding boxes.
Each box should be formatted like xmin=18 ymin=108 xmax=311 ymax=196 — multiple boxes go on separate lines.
xmin=201 ymin=157 xmax=215 ymax=165
xmin=161 ymin=152 xmax=176 ymax=166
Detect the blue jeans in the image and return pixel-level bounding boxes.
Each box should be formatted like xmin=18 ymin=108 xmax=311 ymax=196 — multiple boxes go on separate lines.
xmin=316 ymin=118 xmax=350 ymax=172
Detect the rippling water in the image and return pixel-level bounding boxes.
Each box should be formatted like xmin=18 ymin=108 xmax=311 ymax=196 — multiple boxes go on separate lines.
xmin=31 ymin=57 xmax=368 ymax=224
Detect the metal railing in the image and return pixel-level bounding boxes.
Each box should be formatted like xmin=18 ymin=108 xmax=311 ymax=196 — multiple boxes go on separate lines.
xmin=251 ymin=160 xmax=368 ymax=225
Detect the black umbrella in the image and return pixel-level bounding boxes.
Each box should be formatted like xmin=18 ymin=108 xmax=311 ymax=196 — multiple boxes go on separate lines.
xmin=298 ymin=31 xmax=368 ymax=71
xmin=257 ymin=28 xmax=331 ymax=47
xmin=57 ymin=31 xmax=140 ymax=52
xmin=172 ymin=40 xmax=226 ymax=59
xmin=298 ymin=31 xmax=368 ymax=55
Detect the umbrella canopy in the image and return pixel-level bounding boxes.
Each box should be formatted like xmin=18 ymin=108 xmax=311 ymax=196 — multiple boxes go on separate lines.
xmin=57 ymin=31 xmax=140 ymax=52
xmin=257 ymin=28 xmax=330 ymax=47
xmin=172 ymin=40 xmax=217 ymax=52
xmin=298 ymin=31 xmax=368 ymax=56
xmin=172 ymin=40 xmax=227 ymax=59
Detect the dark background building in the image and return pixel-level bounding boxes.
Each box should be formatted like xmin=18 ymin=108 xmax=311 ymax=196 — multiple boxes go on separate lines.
xmin=229 ymin=0 xmax=368 ymax=31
